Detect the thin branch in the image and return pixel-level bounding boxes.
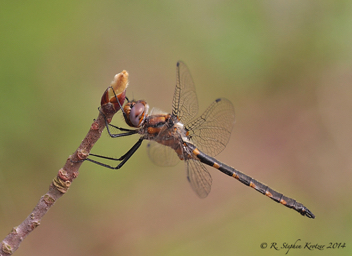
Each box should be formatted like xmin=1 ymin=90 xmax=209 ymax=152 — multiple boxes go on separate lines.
xmin=0 ymin=70 xmax=129 ymax=256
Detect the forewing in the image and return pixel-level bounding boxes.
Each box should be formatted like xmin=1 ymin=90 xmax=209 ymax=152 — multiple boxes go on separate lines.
xmin=186 ymin=159 xmax=212 ymax=198
xmin=172 ymin=61 xmax=198 ymax=124
xmin=185 ymin=98 xmax=235 ymax=157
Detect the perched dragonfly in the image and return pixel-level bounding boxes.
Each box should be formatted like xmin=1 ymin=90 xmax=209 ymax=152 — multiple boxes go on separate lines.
xmin=87 ymin=61 xmax=315 ymax=219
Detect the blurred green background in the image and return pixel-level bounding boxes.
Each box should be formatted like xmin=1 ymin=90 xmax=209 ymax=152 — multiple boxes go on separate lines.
xmin=1 ymin=1 xmax=352 ymax=255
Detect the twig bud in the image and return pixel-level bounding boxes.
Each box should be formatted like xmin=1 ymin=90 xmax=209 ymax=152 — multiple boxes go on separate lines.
xmin=100 ymin=70 xmax=128 ymax=115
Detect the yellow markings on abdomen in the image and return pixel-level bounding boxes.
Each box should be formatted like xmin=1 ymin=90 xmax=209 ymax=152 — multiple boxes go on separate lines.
xmin=249 ymin=182 xmax=256 ymax=189
xmin=232 ymin=173 xmax=239 ymax=180
xmin=265 ymin=191 xmax=273 ymax=197
xmin=280 ymin=198 xmax=287 ymax=205
xmin=213 ymin=162 xmax=220 ymax=169
xmin=192 ymin=148 xmax=200 ymax=156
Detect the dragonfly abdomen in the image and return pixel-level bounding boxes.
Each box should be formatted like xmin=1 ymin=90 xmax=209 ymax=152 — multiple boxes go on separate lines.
xmin=188 ymin=142 xmax=315 ymax=219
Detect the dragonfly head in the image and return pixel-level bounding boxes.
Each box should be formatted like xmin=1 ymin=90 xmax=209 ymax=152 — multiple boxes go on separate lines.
xmin=123 ymin=100 xmax=149 ymax=127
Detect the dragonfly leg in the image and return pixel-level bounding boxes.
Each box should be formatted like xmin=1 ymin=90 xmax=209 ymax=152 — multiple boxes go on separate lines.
xmin=106 ymin=122 xmax=138 ymax=137
xmin=98 ymin=107 xmax=137 ymax=138
xmin=86 ymin=138 xmax=144 ymax=169
xmin=106 ymin=127 xmax=138 ymax=138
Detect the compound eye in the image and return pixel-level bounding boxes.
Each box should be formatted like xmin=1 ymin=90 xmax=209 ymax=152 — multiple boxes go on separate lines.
xmin=129 ymin=102 xmax=145 ymax=127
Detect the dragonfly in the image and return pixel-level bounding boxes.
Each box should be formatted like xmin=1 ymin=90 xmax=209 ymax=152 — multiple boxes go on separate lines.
xmin=86 ymin=61 xmax=315 ymax=219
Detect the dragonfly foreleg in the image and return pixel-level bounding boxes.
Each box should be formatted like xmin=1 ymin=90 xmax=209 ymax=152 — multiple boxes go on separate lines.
xmin=105 ymin=123 xmax=138 ymax=138
xmin=98 ymin=106 xmax=137 ymax=137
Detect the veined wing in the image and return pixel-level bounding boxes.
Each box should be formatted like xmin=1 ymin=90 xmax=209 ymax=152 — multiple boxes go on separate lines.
xmin=185 ymin=98 xmax=235 ymax=157
xmin=172 ymin=61 xmax=198 ymax=125
xmin=147 ymin=141 xmax=180 ymax=167
xmin=186 ymin=159 xmax=212 ymax=198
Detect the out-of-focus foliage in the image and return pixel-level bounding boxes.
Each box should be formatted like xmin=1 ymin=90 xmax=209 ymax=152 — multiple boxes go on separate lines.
xmin=1 ymin=1 xmax=352 ymax=255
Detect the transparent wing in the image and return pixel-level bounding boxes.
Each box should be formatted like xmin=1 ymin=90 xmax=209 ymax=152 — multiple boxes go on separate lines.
xmin=149 ymin=107 xmax=167 ymax=116
xmin=147 ymin=141 xmax=180 ymax=167
xmin=186 ymin=159 xmax=212 ymax=198
xmin=185 ymin=98 xmax=235 ymax=157
xmin=172 ymin=61 xmax=198 ymax=125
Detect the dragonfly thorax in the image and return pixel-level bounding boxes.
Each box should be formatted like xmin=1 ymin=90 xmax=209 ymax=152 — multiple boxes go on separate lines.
xmin=140 ymin=114 xmax=189 ymax=150
xmin=173 ymin=121 xmax=190 ymax=143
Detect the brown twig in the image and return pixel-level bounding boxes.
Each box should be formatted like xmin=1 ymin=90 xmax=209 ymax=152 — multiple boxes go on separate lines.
xmin=0 ymin=70 xmax=129 ymax=256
